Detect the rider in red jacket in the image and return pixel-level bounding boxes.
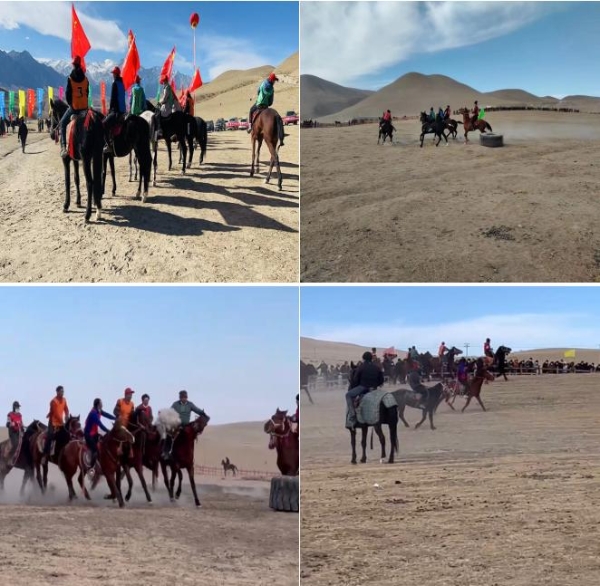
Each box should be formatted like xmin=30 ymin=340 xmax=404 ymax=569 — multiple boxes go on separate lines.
xmin=6 ymin=401 xmax=24 ymax=457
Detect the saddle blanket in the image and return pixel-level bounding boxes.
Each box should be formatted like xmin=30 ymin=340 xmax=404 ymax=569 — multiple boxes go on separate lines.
xmin=347 ymin=389 xmax=397 ymax=427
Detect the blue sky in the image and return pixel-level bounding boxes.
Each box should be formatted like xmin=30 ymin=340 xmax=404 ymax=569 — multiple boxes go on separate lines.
xmin=0 ymin=286 xmax=298 ymax=426
xmin=301 ymin=2 xmax=599 ymax=98
xmin=0 ymin=1 xmax=298 ymax=79
xmin=301 ymin=286 xmax=600 ymax=354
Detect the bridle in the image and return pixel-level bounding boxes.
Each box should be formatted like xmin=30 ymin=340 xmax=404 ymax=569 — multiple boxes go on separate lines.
xmin=266 ymin=416 xmax=291 ymax=438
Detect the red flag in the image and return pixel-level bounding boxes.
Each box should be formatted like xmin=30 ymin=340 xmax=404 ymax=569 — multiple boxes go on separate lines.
xmin=100 ymin=81 xmax=106 ymax=114
xmin=170 ymin=79 xmax=177 ymax=96
xmin=160 ymin=47 xmax=176 ymax=81
xmin=127 ymin=29 xmax=134 ymax=47
xmin=71 ymin=4 xmax=91 ymax=72
xmin=121 ymin=36 xmax=141 ymax=91
xmin=188 ymin=68 xmax=203 ymax=92
xmin=178 ymin=89 xmax=186 ymax=107
xmin=27 ymin=89 xmax=35 ymax=118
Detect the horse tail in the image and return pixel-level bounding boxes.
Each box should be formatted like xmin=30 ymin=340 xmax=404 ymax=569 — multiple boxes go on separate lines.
xmin=276 ymin=114 xmax=285 ymax=149
xmin=486 ymin=121 xmax=493 ymax=131
xmin=200 ymin=119 xmax=207 ymax=163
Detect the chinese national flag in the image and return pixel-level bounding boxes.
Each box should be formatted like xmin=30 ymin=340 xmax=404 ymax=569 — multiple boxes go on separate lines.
xmin=160 ymin=47 xmax=176 ymax=81
xmin=127 ymin=29 xmax=134 ymax=47
xmin=188 ymin=68 xmax=203 ymax=92
xmin=121 ymin=35 xmax=141 ymax=91
xmin=71 ymin=4 xmax=91 ymax=72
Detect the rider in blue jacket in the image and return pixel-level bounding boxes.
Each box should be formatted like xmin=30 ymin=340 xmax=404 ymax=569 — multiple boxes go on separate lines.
xmin=103 ymin=66 xmax=127 ymax=155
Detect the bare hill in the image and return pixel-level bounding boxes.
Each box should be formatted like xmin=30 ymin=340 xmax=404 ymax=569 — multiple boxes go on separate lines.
xmin=300 ymin=74 xmax=374 ymax=119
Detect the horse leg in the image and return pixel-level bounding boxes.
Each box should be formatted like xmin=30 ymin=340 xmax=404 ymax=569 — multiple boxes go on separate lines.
xmin=180 ymin=134 xmax=187 ymax=175
xmin=168 ymin=465 xmax=178 ymax=501
xmin=462 ymin=397 xmax=472 ymax=412
xmin=398 ymin=405 xmax=410 ymax=428
xmin=414 ymin=409 xmax=427 ymax=429
xmin=256 ymin=138 xmax=263 ymax=174
xmin=63 ymin=158 xmax=71 ymax=212
xmin=123 ymin=464 xmax=134 ymax=502
xmin=152 ymin=140 xmax=158 ymax=187
xmin=275 ymin=148 xmax=283 ymax=191
xmin=74 ymin=160 xmax=82 ymax=207
xmin=135 ymin=461 xmax=152 ymax=503
xmin=78 ymin=467 xmax=91 ymax=500
xmin=420 ymin=133 xmax=425 ymax=148
xmin=388 ymin=419 xmax=398 ymax=464
xmin=250 ymin=137 xmax=256 ymax=177
xmin=428 ymin=408 xmax=436 ymax=430
xmin=129 ymin=151 xmax=133 ymax=182
xmin=374 ymin=424 xmax=386 ymax=460
xmin=349 ymin=429 xmax=357 ymax=464
xmin=476 ymin=396 xmax=487 ymax=412
xmin=107 ymin=471 xmax=124 ymax=507
xmin=166 ymin=140 xmax=172 ymax=171
xmin=83 ymin=154 xmax=94 ymax=223
xmin=360 ymin=427 xmax=368 ymax=463
xmin=109 ymin=155 xmax=116 ymax=196
xmin=176 ymin=469 xmax=183 ymax=499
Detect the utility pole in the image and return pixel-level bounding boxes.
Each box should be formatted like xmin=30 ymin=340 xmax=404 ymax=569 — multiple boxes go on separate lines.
xmin=464 ymin=343 xmax=470 ymax=357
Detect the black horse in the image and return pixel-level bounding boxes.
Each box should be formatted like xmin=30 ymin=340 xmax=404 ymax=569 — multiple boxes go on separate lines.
xmin=392 ymin=382 xmax=445 ymax=430
xmin=419 ymin=112 xmax=449 ymax=147
xmin=377 ymin=119 xmax=395 ymax=145
xmin=191 ymin=116 xmax=208 ymax=166
xmin=143 ymin=102 xmax=188 ymax=186
xmin=493 ymin=345 xmax=512 ymax=381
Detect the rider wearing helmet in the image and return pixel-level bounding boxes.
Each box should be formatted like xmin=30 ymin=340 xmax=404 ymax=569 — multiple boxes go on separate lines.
xmin=248 ymin=72 xmax=278 ymax=134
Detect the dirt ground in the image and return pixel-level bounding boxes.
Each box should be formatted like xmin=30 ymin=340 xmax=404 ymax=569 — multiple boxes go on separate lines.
xmin=300 ymin=111 xmax=600 ymax=282
xmin=301 ymin=374 xmax=600 ymax=585
xmin=0 ymin=123 xmax=298 ymax=283
xmin=0 ymin=469 xmax=298 ymax=586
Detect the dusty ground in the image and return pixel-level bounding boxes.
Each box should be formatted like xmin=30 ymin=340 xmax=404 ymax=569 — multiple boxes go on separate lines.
xmin=0 ymin=122 xmax=298 ymax=282
xmin=0 ymin=467 xmax=297 ymax=586
xmin=301 ymin=374 xmax=600 ymax=585
xmin=300 ymin=111 xmax=600 ymax=282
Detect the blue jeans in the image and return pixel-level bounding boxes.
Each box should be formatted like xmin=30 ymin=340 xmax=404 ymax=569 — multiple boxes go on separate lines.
xmin=60 ymin=107 xmax=83 ymax=148
xmin=345 ymin=385 xmax=368 ymax=418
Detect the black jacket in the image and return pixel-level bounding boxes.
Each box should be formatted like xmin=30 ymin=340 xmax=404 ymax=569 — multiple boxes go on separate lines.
xmin=351 ymin=362 xmax=383 ymax=389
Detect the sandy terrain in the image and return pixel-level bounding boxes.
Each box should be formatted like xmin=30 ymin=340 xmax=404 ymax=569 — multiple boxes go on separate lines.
xmin=300 ymin=111 xmax=600 ymax=282
xmin=301 ymin=374 xmax=600 ymax=585
xmin=0 ymin=418 xmax=297 ymax=586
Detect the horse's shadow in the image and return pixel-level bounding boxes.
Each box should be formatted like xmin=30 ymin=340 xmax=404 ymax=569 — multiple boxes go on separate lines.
xmin=102 ymin=204 xmax=240 ymax=237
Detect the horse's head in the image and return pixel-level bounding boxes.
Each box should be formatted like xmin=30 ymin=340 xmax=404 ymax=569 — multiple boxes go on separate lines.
xmin=49 ymin=99 xmax=67 ymax=142
xmin=264 ymin=409 xmax=290 ymax=449
xmin=190 ymin=410 xmax=210 ymax=436
xmin=26 ymin=420 xmax=44 ymax=434
xmin=66 ymin=415 xmax=83 ymax=438
xmin=111 ymin=421 xmax=136 ymax=444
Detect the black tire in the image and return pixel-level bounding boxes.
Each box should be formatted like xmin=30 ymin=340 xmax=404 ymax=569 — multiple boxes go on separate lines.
xmin=480 ymin=133 xmax=503 ymax=148
xmin=269 ymin=475 xmax=299 ymax=512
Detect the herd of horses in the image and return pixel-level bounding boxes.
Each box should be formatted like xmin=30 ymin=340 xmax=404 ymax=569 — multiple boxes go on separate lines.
xmin=45 ymin=99 xmax=286 ymax=223
xmin=376 ymin=108 xmax=493 ymax=147
xmin=0 ymin=408 xmax=210 ymax=508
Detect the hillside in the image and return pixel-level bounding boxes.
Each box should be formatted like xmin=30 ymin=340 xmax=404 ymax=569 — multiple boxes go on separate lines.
xmin=0 ymin=50 xmax=65 ymax=90
xmin=300 ymin=74 xmax=374 ymax=119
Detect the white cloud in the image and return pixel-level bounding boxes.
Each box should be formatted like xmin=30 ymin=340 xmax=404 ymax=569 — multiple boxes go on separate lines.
xmin=200 ymin=34 xmax=272 ymax=80
xmin=301 ymin=1 xmax=559 ymax=86
xmin=0 ymin=1 xmax=127 ymax=53
xmin=302 ymin=313 xmax=599 ymax=354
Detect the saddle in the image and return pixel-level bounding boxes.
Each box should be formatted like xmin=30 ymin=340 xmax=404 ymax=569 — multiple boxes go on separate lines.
xmin=251 ymin=107 xmax=267 ymax=125
xmin=37 ymin=432 xmax=56 ymax=457
xmin=67 ymin=110 xmax=95 ymax=160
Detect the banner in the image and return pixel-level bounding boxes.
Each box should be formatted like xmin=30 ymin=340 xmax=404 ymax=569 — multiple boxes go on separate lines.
xmin=160 ymin=47 xmax=176 ymax=82
xmin=9 ymin=91 xmax=15 ymax=113
xmin=121 ymin=35 xmax=141 ymax=91
xmin=19 ymin=89 xmax=26 ymax=117
xmin=27 ymin=89 xmax=35 ymax=118
xmin=100 ymin=81 xmax=106 ymax=114
xmin=0 ymin=91 xmax=4 ymax=118
xmin=48 ymin=86 xmax=54 ymax=103
xmin=59 ymin=86 xmax=64 ymax=101
xmin=88 ymin=84 xmax=92 ymax=108
xmin=189 ymin=68 xmax=203 ymax=93
xmin=37 ymin=88 xmax=44 ymax=117
xmin=564 ymin=349 xmax=576 ymax=358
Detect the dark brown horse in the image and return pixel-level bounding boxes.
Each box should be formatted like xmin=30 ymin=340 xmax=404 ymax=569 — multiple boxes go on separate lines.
xmin=0 ymin=420 xmax=46 ymax=493
xmin=462 ymin=363 xmax=495 ymax=412
xmin=30 ymin=415 xmax=82 ymax=493
xmin=459 ymin=107 xmax=493 ymax=143
xmin=161 ymin=412 xmax=210 ymax=507
xmin=264 ymin=409 xmax=299 ymax=475
xmin=250 ymin=107 xmax=285 ymax=191
xmin=122 ymin=408 xmax=157 ymax=502
xmin=392 ymin=383 xmax=445 ymax=430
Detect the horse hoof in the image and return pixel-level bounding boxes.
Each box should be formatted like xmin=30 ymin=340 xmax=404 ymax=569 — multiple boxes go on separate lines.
xmin=96 ymin=211 xmax=102 ymax=222
xmin=360 ymin=458 xmax=367 ymax=464
xmin=170 ymin=497 xmax=175 ymax=503
xmin=142 ymin=193 xmax=148 ymax=203
xmin=351 ymin=460 xmax=357 ymax=465
xmin=195 ymin=501 xmax=202 ymax=508
xmin=63 ymin=207 xmax=69 ymax=213
xmin=278 ymin=185 xmax=282 ymax=191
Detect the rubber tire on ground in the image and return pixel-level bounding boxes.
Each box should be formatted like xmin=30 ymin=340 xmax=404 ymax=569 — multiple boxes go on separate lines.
xmin=269 ymin=475 xmax=299 ymax=512
xmin=480 ymin=133 xmax=504 ymax=148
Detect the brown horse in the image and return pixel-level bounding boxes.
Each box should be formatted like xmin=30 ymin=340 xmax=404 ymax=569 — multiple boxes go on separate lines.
xmin=458 ymin=108 xmax=493 ymax=143
xmin=462 ymin=365 xmax=495 ymax=412
xmin=161 ymin=411 xmax=210 ymax=507
xmin=250 ymin=107 xmax=285 ymax=191
xmin=264 ymin=409 xmax=299 ymax=475
xmin=58 ymin=438 xmax=93 ymax=501
xmin=0 ymin=420 xmax=46 ymax=493
xmin=29 ymin=415 xmax=83 ymax=493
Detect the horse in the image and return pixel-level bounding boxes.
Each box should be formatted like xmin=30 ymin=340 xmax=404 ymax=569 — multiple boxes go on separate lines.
xmin=300 ymin=360 xmax=316 ymax=404
xmin=221 ymin=457 xmax=238 ymax=477
xmin=462 ymin=361 xmax=495 ymax=412
xmin=250 ymin=107 xmax=285 ymax=191
xmin=0 ymin=420 xmax=46 ymax=493
xmin=161 ymin=411 xmax=210 ymax=507
xmin=493 ymin=345 xmax=512 ymax=381
xmin=142 ymin=102 xmax=188 ymax=184
xmin=377 ymin=119 xmax=395 ymax=145
xmin=18 ymin=118 xmax=28 ymax=153
xmin=444 ymin=117 xmax=460 ymax=139
xmin=191 ymin=116 xmax=208 ymax=166
xmin=419 ymin=112 xmax=449 ymax=147
xmin=122 ymin=408 xmax=157 ymax=502
xmin=458 ymin=107 xmax=493 ymax=143
xmin=264 ymin=409 xmax=299 ymax=475
xmin=29 ymin=415 xmax=82 ymax=492
xmin=392 ymin=382 xmax=445 ymax=430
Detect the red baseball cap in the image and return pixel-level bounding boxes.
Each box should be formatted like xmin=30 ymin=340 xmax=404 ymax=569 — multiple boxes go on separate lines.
xmin=124 ymin=387 xmax=134 ymax=395
xmin=112 ymin=66 xmax=121 ymax=75
xmin=268 ymin=72 xmax=279 ymax=83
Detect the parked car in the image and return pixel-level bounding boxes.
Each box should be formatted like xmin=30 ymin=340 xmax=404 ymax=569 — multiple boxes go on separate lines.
xmin=226 ymin=117 xmax=240 ymax=130
xmin=206 ymin=120 xmax=215 ymax=132
xmin=215 ymin=118 xmax=226 ymax=131
xmin=238 ymin=118 xmax=249 ymax=131
xmin=283 ymin=111 xmax=299 ymax=125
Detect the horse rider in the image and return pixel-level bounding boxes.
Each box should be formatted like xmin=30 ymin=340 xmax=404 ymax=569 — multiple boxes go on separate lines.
xmin=114 ymin=387 xmax=135 ymax=426
xmin=6 ymin=401 xmax=24 ymax=460
xmin=345 ymin=351 xmax=384 ymax=427
xmin=409 ymin=346 xmax=419 ymax=362
xmin=428 ymin=107 xmax=435 ymax=122
xmin=103 ymin=66 xmax=127 ymax=155
xmin=444 ymin=105 xmax=451 ymax=120
xmin=134 ymin=393 xmax=154 ymax=424
xmin=484 ymin=338 xmax=494 ymax=359
xmin=371 ymin=347 xmax=382 ymax=370
xmin=162 ymin=390 xmax=206 ymax=459
xmin=59 ymin=55 xmax=89 ymax=159
xmin=457 ymin=357 xmax=469 ymax=392
xmin=158 ymin=75 xmax=181 ymax=118
xmin=183 ymin=90 xmax=195 ymax=116
xmin=408 ymin=364 xmax=430 ymax=409
xmin=84 ymin=398 xmax=116 ymax=469
xmin=248 ymin=72 xmax=278 ymax=134
xmin=471 ymin=100 xmax=480 ymax=128
xmin=382 ymin=109 xmax=392 ymax=123
xmin=438 ymin=341 xmax=447 ymax=359
xmin=437 ymin=107 xmax=445 ymax=121
xmin=129 ymin=75 xmax=147 ymax=116
xmin=43 ymin=385 xmax=70 ymax=463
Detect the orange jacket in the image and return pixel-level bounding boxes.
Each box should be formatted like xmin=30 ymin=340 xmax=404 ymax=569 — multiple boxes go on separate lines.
xmin=115 ymin=398 xmax=135 ymax=425
xmin=48 ymin=397 xmax=69 ymax=427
